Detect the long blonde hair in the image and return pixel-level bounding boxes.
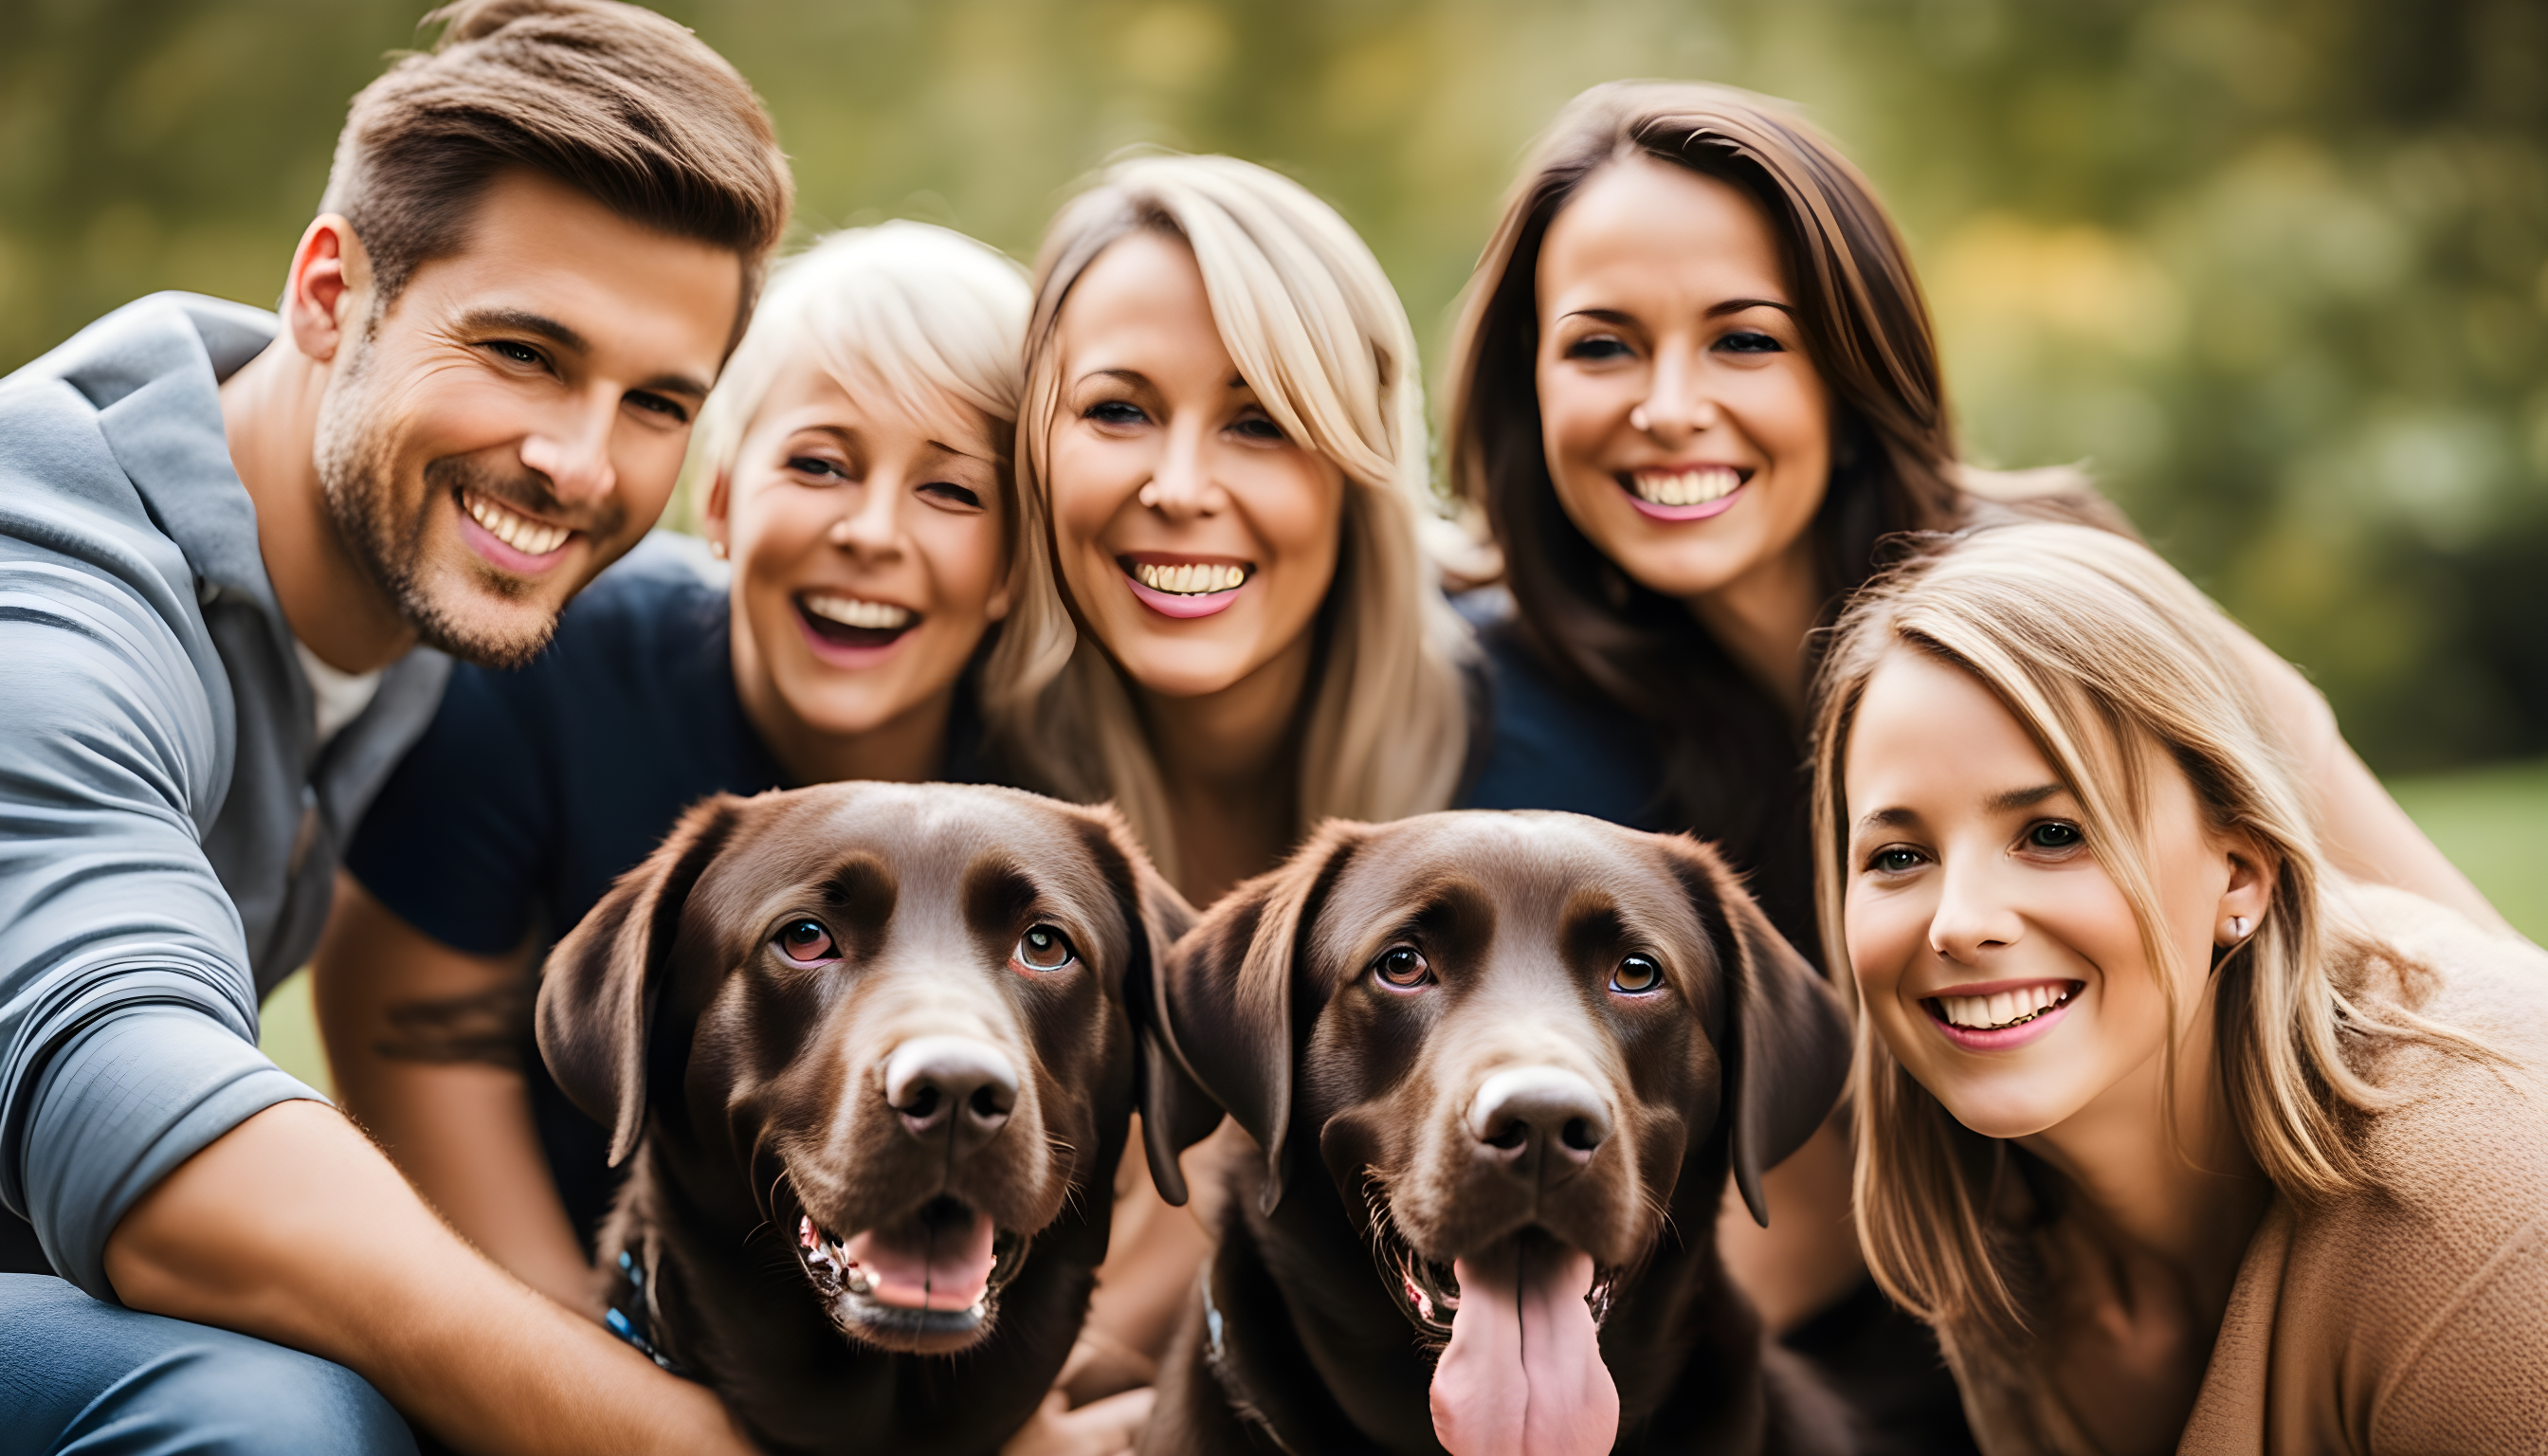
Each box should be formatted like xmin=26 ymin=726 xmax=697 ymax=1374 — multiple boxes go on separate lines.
xmin=984 ymin=152 xmax=1471 ymax=880
xmin=1810 ymin=522 xmax=2484 ymax=1342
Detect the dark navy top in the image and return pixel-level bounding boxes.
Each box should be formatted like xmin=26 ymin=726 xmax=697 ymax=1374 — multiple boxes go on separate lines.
xmin=1454 ymin=587 xmax=1668 ymax=830
xmin=346 ymin=534 xmax=985 ymax=1247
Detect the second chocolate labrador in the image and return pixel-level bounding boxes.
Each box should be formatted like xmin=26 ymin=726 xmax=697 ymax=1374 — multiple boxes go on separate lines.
xmin=1137 ymin=810 xmax=1857 ymax=1455
xmin=537 ymin=782 xmax=1191 ymax=1455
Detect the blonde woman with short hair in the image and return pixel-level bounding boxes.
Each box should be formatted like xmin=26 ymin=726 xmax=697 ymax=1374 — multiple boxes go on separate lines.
xmin=1812 ymin=522 xmax=2548 ymax=1454
xmin=986 ymin=151 xmax=1471 ymax=905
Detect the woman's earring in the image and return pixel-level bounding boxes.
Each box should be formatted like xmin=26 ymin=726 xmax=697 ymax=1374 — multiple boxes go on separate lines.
xmin=709 ymin=539 xmax=727 ymax=559
xmin=2230 ymin=916 xmax=2250 ymax=939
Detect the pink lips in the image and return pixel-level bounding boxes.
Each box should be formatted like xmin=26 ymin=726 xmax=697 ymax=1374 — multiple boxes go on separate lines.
xmin=1123 ymin=569 xmax=1247 ymax=619
xmin=1923 ymin=983 xmax=2081 ymax=1052
xmin=1620 ymin=480 xmax=1747 ymax=522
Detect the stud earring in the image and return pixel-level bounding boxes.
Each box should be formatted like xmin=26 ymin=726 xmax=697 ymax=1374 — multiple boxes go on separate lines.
xmin=709 ymin=539 xmax=727 ymax=559
xmin=2230 ymin=916 xmax=2250 ymax=939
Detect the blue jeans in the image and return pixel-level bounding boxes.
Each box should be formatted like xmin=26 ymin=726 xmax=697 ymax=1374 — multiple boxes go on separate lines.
xmin=0 ymin=1275 xmax=416 ymax=1456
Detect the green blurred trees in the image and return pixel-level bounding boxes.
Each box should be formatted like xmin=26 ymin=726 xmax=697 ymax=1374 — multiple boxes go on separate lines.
xmin=5 ymin=0 xmax=2542 ymax=770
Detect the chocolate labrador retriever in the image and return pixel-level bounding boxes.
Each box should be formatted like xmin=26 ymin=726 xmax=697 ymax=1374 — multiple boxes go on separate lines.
xmin=1135 ymin=810 xmax=1857 ymax=1455
xmin=537 ymin=782 xmax=1191 ymax=1455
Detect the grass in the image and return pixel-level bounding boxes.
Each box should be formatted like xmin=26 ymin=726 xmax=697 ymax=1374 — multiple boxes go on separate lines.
xmin=252 ymin=757 xmax=2548 ymax=1092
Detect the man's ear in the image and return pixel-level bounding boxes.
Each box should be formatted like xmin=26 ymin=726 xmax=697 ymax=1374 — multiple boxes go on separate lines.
xmin=1155 ymin=821 xmax=1368 ymax=1216
xmin=282 ymin=213 xmax=368 ymax=366
xmin=536 ymin=795 xmax=744 ymax=1166
xmin=1663 ymin=835 xmax=1851 ymax=1228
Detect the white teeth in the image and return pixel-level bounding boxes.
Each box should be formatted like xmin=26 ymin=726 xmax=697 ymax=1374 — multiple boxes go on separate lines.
xmin=462 ymin=491 xmax=571 ymax=556
xmin=1631 ymin=466 xmax=1742 ymax=507
xmin=802 ymin=593 xmax=914 ymax=631
xmin=1938 ymin=983 xmax=2071 ymax=1030
xmin=1134 ymin=561 xmax=1247 ymax=594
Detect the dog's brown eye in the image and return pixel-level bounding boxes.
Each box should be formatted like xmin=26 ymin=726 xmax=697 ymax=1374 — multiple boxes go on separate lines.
xmin=776 ymin=919 xmax=836 ymax=964
xmin=1013 ymin=925 xmax=1077 ymax=974
xmin=1373 ymin=946 xmax=1431 ymax=990
xmin=1611 ymin=954 xmax=1664 ymax=994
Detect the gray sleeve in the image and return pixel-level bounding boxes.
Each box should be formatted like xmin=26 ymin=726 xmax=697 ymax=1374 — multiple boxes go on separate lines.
xmin=0 ymin=555 xmax=321 ymax=1300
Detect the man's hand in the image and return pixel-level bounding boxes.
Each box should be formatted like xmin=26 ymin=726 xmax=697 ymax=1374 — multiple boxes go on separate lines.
xmin=104 ymin=1099 xmax=755 ymax=1456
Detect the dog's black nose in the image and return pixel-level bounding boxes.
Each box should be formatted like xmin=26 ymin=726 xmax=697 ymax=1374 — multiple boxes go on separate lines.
xmin=1467 ymin=1066 xmax=1611 ymax=1175
xmin=883 ymin=1037 xmax=1019 ymax=1156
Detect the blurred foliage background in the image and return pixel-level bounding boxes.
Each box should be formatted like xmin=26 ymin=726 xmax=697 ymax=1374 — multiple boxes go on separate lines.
xmin=6 ymin=0 xmax=2546 ymax=777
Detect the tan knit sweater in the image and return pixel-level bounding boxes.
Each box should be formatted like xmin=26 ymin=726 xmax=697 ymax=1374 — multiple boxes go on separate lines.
xmin=1948 ymin=885 xmax=2548 ymax=1456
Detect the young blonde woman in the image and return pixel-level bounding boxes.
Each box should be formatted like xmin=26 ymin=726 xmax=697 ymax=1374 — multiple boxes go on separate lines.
xmin=978 ymin=155 xmax=1473 ymax=1418
xmin=1815 ymin=521 xmax=2547 ymax=1455
xmin=1442 ymin=80 xmax=2512 ymax=1448
xmin=316 ymin=221 xmax=1025 ymax=1317
xmin=988 ymin=151 xmax=1471 ymax=909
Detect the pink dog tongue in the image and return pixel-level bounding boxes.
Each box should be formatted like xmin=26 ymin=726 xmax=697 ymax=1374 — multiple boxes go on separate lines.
xmin=1431 ymin=1237 xmax=1620 ymax=1456
xmin=843 ymin=1206 xmax=996 ymax=1311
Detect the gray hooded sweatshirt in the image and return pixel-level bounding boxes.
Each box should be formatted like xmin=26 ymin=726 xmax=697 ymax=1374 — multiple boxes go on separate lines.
xmin=0 ymin=293 xmax=449 ymax=1296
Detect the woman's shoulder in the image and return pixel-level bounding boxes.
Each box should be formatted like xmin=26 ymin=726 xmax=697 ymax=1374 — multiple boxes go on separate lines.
xmin=1451 ymin=588 xmax=1668 ymax=829
xmin=2260 ymin=886 xmax=2548 ymax=1441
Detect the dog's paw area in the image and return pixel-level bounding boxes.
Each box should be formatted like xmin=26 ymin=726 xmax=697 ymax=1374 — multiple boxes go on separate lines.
xmin=1431 ymin=1234 xmax=1620 ymax=1456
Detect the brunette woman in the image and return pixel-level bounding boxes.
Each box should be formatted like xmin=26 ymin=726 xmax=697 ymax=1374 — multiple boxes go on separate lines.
xmin=315 ymin=222 xmax=1026 ymax=1311
xmin=988 ymin=151 xmax=1471 ymax=908
xmin=1442 ymin=80 xmax=2510 ymax=1447
xmin=1817 ymin=522 xmax=2546 ymax=1454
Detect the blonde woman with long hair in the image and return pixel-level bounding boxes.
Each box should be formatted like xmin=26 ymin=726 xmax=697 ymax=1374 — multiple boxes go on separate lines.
xmin=987 ymin=151 xmax=1470 ymax=906
xmin=1812 ymin=522 xmax=2547 ymax=1454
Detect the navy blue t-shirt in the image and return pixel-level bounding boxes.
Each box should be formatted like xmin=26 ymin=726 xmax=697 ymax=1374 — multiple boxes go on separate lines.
xmin=1454 ymin=587 xmax=1668 ymax=831
xmin=346 ymin=534 xmax=984 ymax=1247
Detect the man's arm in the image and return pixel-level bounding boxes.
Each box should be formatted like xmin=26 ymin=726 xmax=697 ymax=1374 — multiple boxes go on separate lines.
xmin=315 ymin=873 xmax=599 ymax=1314
xmin=107 ymin=1099 xmax=750 ymax=1455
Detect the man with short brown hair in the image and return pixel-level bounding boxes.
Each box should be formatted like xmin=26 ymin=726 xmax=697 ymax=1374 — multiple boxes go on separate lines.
xmin=0 ymin=4 xmax=789 ymax=1449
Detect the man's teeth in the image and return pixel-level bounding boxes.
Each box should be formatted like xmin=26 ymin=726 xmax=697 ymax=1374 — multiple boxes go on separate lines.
xmin=462 ymin=491 xmax=571 ymax=556
xmin=1938 ymin=984 xmax=2073 ymax=1030
xmin=1632 ymin=466 xmax=1742 ymax=507
xmin=1135 ymin=561 xmax=1247 ymax=595
xmin=802 ymin=593 xmax=914 ymax=630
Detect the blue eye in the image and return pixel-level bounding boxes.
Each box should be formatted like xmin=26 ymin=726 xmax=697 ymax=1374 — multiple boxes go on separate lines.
xmin=1086 ymin=400 xmax=1149 ymax=427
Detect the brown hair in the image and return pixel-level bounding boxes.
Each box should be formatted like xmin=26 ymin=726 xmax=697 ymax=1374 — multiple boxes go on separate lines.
xmin=320 ymin=0 xmax=792 ymax=329
xmin=1445 ymin=81 xmax=2107 ymax=953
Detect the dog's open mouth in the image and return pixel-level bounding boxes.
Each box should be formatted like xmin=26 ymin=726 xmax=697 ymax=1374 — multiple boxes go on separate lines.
xmin=792 ymin=1193 xmax=1028 ymax=1353
xmin=1364 ymin=1191 xmax=1619 ymax=1349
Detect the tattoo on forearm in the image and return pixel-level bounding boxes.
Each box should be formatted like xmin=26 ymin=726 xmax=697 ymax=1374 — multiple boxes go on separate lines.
xmin=375 ymin=979 xmax=535 ymax=1068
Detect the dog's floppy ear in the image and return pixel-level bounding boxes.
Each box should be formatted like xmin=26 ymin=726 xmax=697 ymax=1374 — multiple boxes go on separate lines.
xmin=537 ymin=794 xmax=745 ymax=1167
xmin=1151 ymin=821 xmax=1367 ymax=1215
xmin=1665 ymin=836 xmax=1851 ymax=1228
xmin=1071 ymin=806 xmax=1209 ymax=1206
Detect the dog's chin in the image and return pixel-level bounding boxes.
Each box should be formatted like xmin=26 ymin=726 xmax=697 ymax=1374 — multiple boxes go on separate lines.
xmin=789 ymin=1192 xmax=1030 ymax=1356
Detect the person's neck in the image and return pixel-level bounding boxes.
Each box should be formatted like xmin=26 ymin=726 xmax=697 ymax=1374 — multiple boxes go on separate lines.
xmin=730 ymin=618 xmax=951 ymax=789
xmin=1139 ymin=632 xmax=1314 ymax=905
xmin=2019 ymin=999 xmax=2271 ymax=1315
xmin=219 ymin=340 xmax=414 ymax=674
xmin=1684 ymin=535 xmax=1825 ymax=723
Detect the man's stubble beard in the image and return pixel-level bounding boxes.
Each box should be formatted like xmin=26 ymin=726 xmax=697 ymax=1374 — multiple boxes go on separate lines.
xmin=311 ymin=340 xmax=593 ymax=671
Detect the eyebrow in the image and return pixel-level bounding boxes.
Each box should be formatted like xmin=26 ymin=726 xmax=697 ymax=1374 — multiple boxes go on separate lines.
xmin=1706 ymin=297 xmax=1795 ymax=318
xmin=1854 ymin=807 xmax=1918 ymax=833
xmin=462 ymin=307 xmax=712 ymax=401
xmin=1986 ymin=783 xmax=2066 ymax=812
